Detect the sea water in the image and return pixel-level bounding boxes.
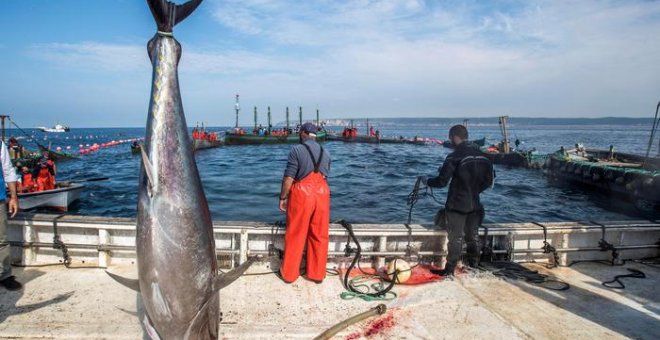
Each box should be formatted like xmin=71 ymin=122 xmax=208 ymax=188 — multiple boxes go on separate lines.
xmin=11 ymin=121 xmax=660 ymax=224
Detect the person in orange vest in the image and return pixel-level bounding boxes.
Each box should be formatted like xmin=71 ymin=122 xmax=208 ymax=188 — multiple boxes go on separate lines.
xmin=18 ymin=166 xmax=36 ymax=193
xmin=278 ymin=122 xmax=331 ymax=283
xmin=33 ymin=159 xmax=55 ymax=192
xmin=40 ymin=152 xmax=56 ymax=182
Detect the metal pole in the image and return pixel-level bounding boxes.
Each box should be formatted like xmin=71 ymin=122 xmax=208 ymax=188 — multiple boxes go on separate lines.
xmin=234 ymin=94 xmax=240 ymax=128
xmin=286 ymin=107 xmax=290 ymax=132
xmin=267 ymin=106 xmax=272 ymax=134
xmin=316 ymin=108 xmax=320 ymax=128
xmin=299 ymin=106 xmax=303 ymax=126
xmin=253 ymin=107 xmax=257 ymax=131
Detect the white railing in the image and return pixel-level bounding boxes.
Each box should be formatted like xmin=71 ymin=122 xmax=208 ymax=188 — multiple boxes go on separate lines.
xmin=6 ymin=213 xmax=660 ymax=268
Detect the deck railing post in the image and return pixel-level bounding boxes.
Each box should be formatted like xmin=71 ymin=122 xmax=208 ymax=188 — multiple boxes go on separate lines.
xmin=239 ymin=229 xmax=248 ymax=265
xmin=23 ymin=222 xmax=36 ymax=265
xmin=559 ymin=233 xmax=569 ymax=266
xmin=98 ymin=229 xmax=110 ymax=268
xmin=615 ymin=231 xmax=625 ymax=265
xmin=377 ymin=236 xmax=387 ymax=268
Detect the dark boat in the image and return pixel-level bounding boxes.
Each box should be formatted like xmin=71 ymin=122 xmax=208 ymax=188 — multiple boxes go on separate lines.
xmin=130 ymin=144 xmax=141 ymax=154
xmin=193 ymin=136 xmax=223 ymax=151
xmin=224 ymin=129 xmax=327 ymax=145
xmin=546 ymin=146 xmax=660 ymax=208
xmin=443 ymin=137 xmax=486 ymax=149
xmin=326 ymin=131 xmax=427 ymax=145
xmin=37 ymin=144 xmax=78 ymax=161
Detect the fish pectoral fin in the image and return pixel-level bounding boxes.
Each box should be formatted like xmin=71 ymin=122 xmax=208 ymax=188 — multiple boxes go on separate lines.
xmin=105 ymin=271 xmax=141 ymax=292
xmin=139 ymin=146 xmax=155 ymax=194
xmin=182 ymin=258 xmax=256 ymax=338
xmin=184 ymin=289 xmax=220 ymax=340
xmin=214 ymin=257 xmax=256 ymax=291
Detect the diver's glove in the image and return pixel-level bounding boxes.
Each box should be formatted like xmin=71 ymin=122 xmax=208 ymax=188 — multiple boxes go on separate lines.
xmin=418 ymin=176 xmax=428 ymax=186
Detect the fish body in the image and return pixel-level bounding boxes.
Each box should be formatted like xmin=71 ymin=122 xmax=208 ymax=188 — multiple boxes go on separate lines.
xmin=138 ymin=1 xmax=219 ymax=338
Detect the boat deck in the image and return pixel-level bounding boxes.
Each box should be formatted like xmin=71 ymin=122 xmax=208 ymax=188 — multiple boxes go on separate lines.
xmin=1 ymin=261 xmax=658 ymax=339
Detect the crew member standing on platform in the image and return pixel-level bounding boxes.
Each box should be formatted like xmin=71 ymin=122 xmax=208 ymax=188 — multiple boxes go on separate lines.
xmin=278 ymin=122 xmax=331 ymax=283
xmin=0 ymin=140 xmax=21 ymax=291
xmin=419 ymin=125 xmax=493 ymax=276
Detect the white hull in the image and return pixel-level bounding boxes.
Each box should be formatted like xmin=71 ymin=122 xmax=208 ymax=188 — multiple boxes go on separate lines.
xmin=18 ymin=183 xmax=84 ymax=211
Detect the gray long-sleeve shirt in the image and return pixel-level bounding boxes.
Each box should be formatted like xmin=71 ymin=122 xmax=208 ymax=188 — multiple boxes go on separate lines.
xmin=284 ymin=140 xmax=331 ymax=180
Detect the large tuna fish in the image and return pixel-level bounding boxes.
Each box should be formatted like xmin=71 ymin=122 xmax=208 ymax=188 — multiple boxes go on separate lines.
xmin=108 ymin=1 xmax=252 ymax=339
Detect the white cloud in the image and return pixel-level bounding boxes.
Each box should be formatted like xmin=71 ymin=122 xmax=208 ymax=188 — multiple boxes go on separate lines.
xmin=25 ymin=0 xmax=660 ymax=120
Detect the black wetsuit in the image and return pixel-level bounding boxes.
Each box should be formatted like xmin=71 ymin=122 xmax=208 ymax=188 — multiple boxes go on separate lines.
xmin=428 ymin=142 xmax=494 ymax=270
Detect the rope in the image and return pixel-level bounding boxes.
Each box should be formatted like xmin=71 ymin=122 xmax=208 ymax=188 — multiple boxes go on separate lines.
xmin=479 ymin=261 xmax=570 ymax=291
xmin=602 ymin=268 xmax=646 ymax=289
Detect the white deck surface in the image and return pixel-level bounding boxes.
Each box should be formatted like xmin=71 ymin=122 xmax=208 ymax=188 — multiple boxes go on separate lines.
xmin=0 ymin=262 xmax=658 ymax=339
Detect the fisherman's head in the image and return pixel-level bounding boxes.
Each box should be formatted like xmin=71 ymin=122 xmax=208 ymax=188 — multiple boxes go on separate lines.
xmin=42 ymin=151 xmax=49 ymax=158
xmin=299 ymin=122 xmax=317 ymax=142
xmin=448 ymin=125 xmax=468 ymax=146
xmin=21 ymin=166 xmax=30 ymax=173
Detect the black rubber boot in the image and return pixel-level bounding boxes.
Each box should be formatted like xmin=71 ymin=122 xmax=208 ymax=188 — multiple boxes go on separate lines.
xmin=431 ymin=264 xmax=455 ymax=277
xmin=0 ymin=276 xmax=23 ymax=291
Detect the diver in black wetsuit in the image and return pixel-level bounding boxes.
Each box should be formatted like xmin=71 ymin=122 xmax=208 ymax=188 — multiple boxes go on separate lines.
xmin=419 ymin=125 xmax=494 ymax=276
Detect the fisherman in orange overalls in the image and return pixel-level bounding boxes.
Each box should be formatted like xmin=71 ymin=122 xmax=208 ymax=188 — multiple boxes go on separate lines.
xmin=18 ymin=166 xmax=36 ymax=193
xmin=33 ymin=159 xmax=55 ymax=192
xmin=279 ymin=122 xmax=331 ymax=283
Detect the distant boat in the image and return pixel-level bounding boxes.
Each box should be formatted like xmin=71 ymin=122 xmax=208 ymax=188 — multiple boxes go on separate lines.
xmin=37 ymin=124 xmax=70 ymax=133
xmin=224 ymin=129 xmax=327 ymax=145
xmin=443 ymin=137 xmax=486 ymax=149
xmin=37 ymin=144 xmax=78 ymax=161
xmin=191 ymin=128 xmax=223 ymax=151
xmin=18 ymin=182 xmax=84 ymax=212
xmin=193 ymin=137 xmax=223 ymax=151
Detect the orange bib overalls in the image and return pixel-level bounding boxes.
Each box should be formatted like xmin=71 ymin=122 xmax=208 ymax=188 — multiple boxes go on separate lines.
xmin=280 ymin=145 xmax=330 ymax=282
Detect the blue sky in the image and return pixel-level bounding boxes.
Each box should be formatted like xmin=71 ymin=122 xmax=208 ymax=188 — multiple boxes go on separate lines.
xmin=1 ymin=0 xmax=659 ymax=127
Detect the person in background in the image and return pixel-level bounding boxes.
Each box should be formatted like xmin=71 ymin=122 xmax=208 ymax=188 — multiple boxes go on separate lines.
xmin=278 ymin=122 xmax=331 ymax=284
xmin=18 ymin=166 xmax=35 ymax=193
xmin=33 ymin=159 xmax=55 ymax=192
xmin=0 ymin=140 xmax=21 ymax=290
xmin=419 ymin=125 xmax=493 ymax=276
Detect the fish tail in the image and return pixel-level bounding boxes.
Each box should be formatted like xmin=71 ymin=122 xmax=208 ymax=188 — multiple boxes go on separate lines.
xmin=147 ymin=0 xmax=203 ymax=33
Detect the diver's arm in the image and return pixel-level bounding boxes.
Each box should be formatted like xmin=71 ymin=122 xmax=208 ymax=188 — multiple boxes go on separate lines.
xmin=427 ymin=155 xmax=457 ymax=188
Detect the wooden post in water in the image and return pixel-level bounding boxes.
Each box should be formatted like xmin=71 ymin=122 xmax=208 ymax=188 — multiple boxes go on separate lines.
xmin=253 ymin=107 xmax=258 ymax=131
xmin=267 ymin=106 xmax=272 ymax=134
xmin=299 ymin=106 xmax=303 ymax=126
xmin=499 ymin=116 xmax=510 ymax=154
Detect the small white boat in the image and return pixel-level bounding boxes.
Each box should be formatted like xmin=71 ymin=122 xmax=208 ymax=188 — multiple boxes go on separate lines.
xmin=37 ymin=124 xmax=70 ymax=133
xmin=18 ymin=183 xmax=84 ymax=211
